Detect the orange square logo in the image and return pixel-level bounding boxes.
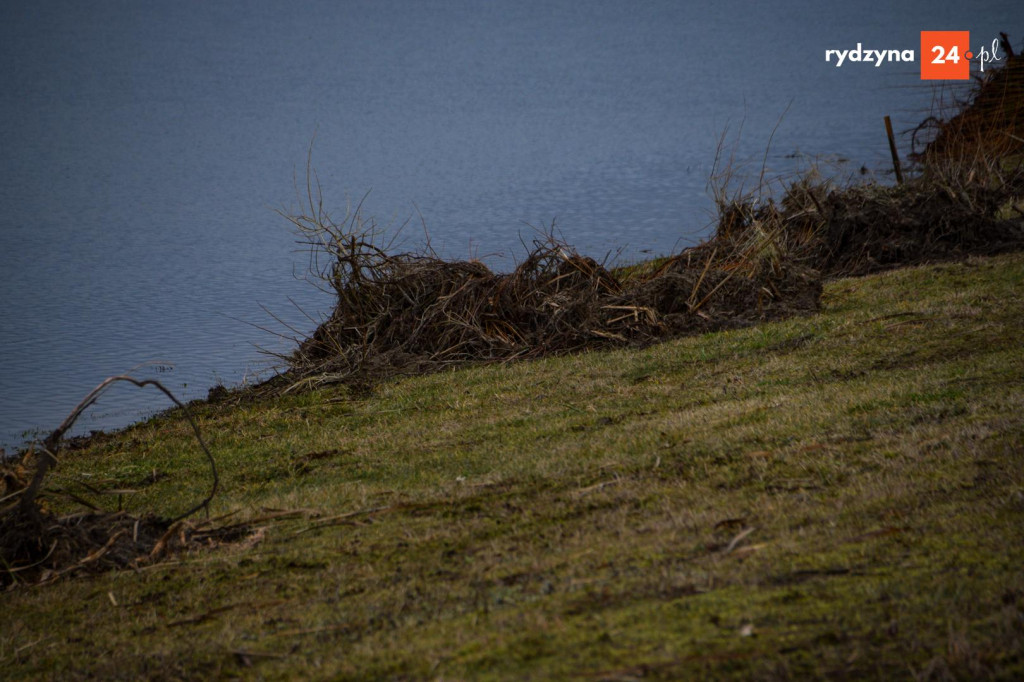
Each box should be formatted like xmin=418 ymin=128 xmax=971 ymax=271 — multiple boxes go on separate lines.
xmin=921 ymin=31 xmax=971 ymax=80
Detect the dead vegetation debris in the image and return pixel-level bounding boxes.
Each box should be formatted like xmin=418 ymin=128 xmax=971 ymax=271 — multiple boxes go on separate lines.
xmin=708 ymin=175 xmax=1023 ymax=280
xmin=0 ymin=505 xmax=252 ymax=586
xmin=277 ymin=175 xmax=1020 ymax=392
xmin=284 ymin=234 xmax=821 ymax=390
xmin=914 ymin=37 xmax=1024 ymax=166
xmin=0 ymin=376 xmax=241 ymax=587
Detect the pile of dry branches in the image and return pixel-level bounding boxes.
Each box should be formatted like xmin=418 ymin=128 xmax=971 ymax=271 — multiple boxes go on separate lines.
xmin=294 ymin=235 xmax=821 ymax=378
xmin=275 ymin=179 xmax=822 ymax=391
xmin=708 ymin=171 xmax=1023 ymax=280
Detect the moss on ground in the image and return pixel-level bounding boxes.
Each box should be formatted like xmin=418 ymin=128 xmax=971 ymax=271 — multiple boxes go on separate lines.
xmin=3 ymin=253 xmax=1024 ymax=680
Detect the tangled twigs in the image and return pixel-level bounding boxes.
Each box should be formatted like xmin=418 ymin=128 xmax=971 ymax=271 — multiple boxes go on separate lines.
xmin=279 ymin=227 xmax=821 ymax=392
xmin=266 ymin=143 xmax=824 ymax=391
xmin=1 ymin=375 xmax=220 ymax=586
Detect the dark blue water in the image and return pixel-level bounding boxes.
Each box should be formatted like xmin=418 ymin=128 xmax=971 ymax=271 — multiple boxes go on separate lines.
xmin=1 ymin=0 xmax=1016 ymax=449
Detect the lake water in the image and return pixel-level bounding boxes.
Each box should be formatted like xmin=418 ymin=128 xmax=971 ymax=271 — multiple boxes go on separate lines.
xmin=0 ymin=0 xmax=1015 ymax=449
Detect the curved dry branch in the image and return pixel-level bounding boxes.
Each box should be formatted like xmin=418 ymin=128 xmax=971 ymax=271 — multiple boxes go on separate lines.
xmin=20 ymin=375 xmax=218 ymax=525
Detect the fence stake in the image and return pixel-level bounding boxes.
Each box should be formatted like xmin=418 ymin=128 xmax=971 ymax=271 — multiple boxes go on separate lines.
xmin=884 ymin=115 xmax=904 ymax=185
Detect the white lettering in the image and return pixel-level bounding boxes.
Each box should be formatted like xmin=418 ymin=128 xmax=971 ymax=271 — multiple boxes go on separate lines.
xmin=977 ymin=38 xmax=1003 ymax=73
xmin=824 ymin=44 xmax=917 ymax=68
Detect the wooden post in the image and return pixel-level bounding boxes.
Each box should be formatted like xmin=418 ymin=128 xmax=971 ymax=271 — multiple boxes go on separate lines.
xmin=884 ymin=115 xmax=904 ymax=185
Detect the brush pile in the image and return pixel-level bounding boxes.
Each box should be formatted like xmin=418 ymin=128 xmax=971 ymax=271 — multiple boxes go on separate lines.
xmin=287 ymin=232 xmax=821 ymax=388
xmin=706 ymin=172 xmax=1023 ymax=280
xmin=0 ymin=490 xmax=206 ymax=587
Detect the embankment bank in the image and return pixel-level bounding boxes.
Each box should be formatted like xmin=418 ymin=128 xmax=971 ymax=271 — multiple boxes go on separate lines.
xmin=2 ymin=250 xmax=1023 ymax=679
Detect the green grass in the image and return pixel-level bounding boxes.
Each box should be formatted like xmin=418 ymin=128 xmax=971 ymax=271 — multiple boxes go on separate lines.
xmin=4 ymin=253 xmax=1024 ymax=680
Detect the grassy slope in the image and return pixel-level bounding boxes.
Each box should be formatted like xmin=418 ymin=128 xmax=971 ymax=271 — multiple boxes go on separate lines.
xmin=4 ymin=253 xmax=1024 ymax=680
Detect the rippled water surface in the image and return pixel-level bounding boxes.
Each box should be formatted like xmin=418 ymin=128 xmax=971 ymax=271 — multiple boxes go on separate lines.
xmin=0 ymin=0 xmax=1015 ymax=448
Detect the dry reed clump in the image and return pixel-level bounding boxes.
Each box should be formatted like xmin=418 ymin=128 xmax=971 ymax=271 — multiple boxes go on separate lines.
xmin=281 ymin=219 xmax=822 ymax=391
xmin=711 ymin=174 xmax=1024 ymax=280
